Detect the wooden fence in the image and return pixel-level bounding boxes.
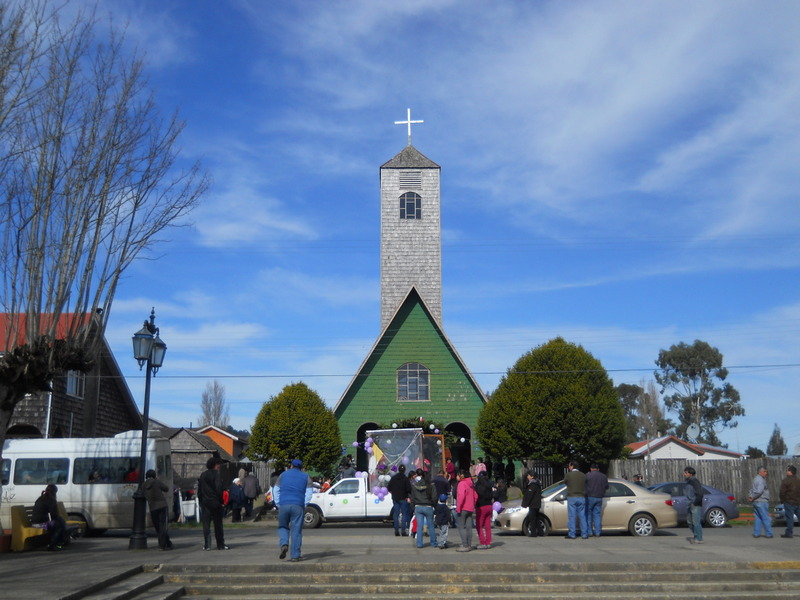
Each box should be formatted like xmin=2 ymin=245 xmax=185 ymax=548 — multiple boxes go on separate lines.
xmin=608 ymin=457 xmax=796 ymax=503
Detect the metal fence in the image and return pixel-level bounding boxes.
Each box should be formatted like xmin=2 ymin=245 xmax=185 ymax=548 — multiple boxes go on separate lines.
xmin=608 ymin=457 xmax=796 ymax=503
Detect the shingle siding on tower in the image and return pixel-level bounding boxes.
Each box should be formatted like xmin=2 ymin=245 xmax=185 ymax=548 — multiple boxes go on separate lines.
xmin=380 ymin=146 xmax=442 ymax=328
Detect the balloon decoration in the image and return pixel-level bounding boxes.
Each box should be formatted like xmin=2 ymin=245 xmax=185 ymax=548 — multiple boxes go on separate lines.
xmin=492 ymin=501 xmax=503 ymax=512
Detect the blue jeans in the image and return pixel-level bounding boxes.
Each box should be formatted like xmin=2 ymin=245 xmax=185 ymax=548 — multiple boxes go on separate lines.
xmin=278 ymin=504 xmax=305 ymax=559
xmin=687 ymin=504 xmax=703 ymax=541
xmin=414 ymin=505 xmax=437 ymax=548
xmin=752 ymin=501 xmax=773 ymax=537
xmin=567 ymin=497 xmax=587 ymax=538
xmin=586 ymin=496 xmax=603 ymax=536
xmin=784 ymin=502 xmax=800 ymax=536
xmin=392 ymin=499 xmax=410 ymax=532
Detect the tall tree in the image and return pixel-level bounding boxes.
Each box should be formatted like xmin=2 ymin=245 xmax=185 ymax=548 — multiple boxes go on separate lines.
xmin=616 ymin=382 xmax=642 ymax=443
xmin=0 ymin=3 xmax=207 ymax=456
xmin=198 ymin=380 xmax=230 ymax=429
xmin=477 ymin=337 xmax=626 ymax=465
xmin=767 ymin=423 xmax=787 ymax=456
xmin=249 ymin=382 xmax=342 ymax=472
xmin=745 ymin=446 xmax=766 ymax=459
xmin=654 ymin=340 xmax=743 ymax=446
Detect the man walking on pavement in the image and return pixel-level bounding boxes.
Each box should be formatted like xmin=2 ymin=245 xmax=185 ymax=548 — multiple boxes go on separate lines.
xmin=748 ymin=465 xmax=773 ymax=539
xmin=274 ymin=458 xmax=313 ymax=562
xmin=780 ymin=465 xmax=800 ymax=538
xmin=684 ymin=466 xmax=704 ymax=544
xmin=584 ymin=464 xmax=608 ymax=537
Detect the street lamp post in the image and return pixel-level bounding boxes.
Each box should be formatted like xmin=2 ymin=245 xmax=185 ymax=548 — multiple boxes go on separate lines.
xmin=129 ymin=308 xmax=167 ymax=550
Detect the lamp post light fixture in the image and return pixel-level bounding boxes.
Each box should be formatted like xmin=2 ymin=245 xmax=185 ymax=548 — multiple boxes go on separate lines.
xmin=129 ymin=308 xmax=166 ymax=550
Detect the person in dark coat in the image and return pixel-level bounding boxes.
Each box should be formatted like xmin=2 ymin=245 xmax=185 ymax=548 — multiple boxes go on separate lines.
xmin=31 ymin=484 xmax=67 ymax=550
xmin=242 ymin=472 xmax=261 ymax=519
xmin=387 ymin=464 xmax=413 ymax=536
xmin=198 ymin=457 xmax=228 ymax=550
xmin=229 ymin=478 xmax=247 ymax=523
xmin=143 ymin=469 xmax=173 ymax=550
xmin=474 ymin=471 xmax=494 ymax=548
xmin=505 ymin=461 xmax=516 ymax=486
xmin=521 ymin=470 xmax=542 ymax=537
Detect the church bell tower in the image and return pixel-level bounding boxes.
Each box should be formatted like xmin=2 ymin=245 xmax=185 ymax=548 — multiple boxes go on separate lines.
xmin=380 ymin=109 xmax=442 ymax=328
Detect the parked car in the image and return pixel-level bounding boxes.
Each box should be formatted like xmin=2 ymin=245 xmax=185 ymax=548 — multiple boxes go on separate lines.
xmin=773 ymin=504 xmax=799 ymax=523
xmin=496 ymin=478 xmax=677 ymax=537
xmin=648 ymin=482 xmax=739 ymax=527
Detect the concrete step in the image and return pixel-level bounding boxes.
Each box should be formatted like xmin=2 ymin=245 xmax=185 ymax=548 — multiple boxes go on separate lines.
xmin=159 ymin=568 xmax=800 ymax=585
xmin=77 ymin=572 xmax=166 ymax=600
xmin=179 ymin=581 xmax=800 ymax=595
xmin=147 ymin=562 xmax=800 ymax=600
xmin=152 ymin=560 xmax=800 ymax=574
xmin=128 ymin=585 xmax=185 ymax=600
xmin=194 ymin=594 xmax=800 ymax=600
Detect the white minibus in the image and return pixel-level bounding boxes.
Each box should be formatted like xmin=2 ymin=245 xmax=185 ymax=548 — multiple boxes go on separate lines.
xmin=0 ymin=431 xmax=172 ymax=533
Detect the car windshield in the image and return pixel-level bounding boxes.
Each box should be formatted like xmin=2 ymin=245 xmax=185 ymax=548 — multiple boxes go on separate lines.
xmin=541 ymin=481 xmax=565 ymax=496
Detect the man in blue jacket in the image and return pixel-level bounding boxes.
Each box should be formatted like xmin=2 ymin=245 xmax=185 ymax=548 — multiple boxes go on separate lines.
xmin=274 ymin=458 xmax=313 ymax=562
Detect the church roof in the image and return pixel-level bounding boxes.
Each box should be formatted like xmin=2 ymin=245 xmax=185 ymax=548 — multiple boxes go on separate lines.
xmin=333 ymin=286 xmax=486 ymax=415
xmin=381 ymin=145 xmax=440 ymax=169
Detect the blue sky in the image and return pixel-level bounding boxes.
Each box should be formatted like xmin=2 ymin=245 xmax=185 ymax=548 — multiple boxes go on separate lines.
xmin=90 ymin=1 xmax=799 ymax=454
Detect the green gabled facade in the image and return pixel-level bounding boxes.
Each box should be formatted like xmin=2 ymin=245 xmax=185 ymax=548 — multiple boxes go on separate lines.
xmin=334 ymin=287 xmax=487 ymax=469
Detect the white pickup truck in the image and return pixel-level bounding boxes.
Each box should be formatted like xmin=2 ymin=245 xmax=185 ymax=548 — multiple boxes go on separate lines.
xmin=303 ymin=476 xmax=393 ymax=528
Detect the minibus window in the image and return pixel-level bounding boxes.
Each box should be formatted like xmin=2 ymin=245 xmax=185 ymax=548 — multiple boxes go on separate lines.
xmin=1 ymin=459 xmax=9 ymax=485
xmin=73 ymin=457 xmax=141 ymax=484
xmin=13 ymin=458 xmax=69 ymax=485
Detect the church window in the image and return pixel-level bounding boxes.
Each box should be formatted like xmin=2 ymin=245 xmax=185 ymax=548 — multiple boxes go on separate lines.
xmin=399 ymin=192 xmax=421 ymax=219
xmin=397 ymin=362 xmax=430 ymax=402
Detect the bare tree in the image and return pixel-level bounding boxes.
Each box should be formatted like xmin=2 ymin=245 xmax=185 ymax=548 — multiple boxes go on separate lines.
xmin=636 ymin=379 xmax=673 ymax=440
xmin=0 ymin=3 xmax=208 ymax=457
xmin=199 ymin=380 xmax=230 ymax=429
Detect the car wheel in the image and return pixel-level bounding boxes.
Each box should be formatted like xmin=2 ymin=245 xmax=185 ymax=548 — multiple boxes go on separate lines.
xmin=705 ymin=507 xmax=727 ymax=527
xmin=303 ymin=506 xmax=321 ymax=528
xmin=628 ymin=513 xmax=655 ymax=537
xmin=523 ymin=515 xmax=549 ymax=537
xmin=537 ymin=517 xmax=550 ymax=537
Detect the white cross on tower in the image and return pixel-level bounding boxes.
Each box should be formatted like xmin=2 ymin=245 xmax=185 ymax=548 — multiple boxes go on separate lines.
xmin=394 ymin=108 xmax=423 ymax=147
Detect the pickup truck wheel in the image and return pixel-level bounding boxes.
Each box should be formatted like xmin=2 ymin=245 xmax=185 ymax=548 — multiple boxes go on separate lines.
xmin=304 ymin=507 xmax=321 ymax=528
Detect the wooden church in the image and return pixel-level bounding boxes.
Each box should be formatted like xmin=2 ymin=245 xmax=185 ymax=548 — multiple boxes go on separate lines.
xmin=333 ymin=111 xmax=487 ymax=471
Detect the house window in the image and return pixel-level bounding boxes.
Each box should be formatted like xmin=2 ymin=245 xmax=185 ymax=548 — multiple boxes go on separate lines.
xmin=399 ymin=192 xmax=421 ymax=220
xmin=66 ymin=370 xmax=85 ymax=398
xmin=397 ymin=362 xmax=430 ymax=402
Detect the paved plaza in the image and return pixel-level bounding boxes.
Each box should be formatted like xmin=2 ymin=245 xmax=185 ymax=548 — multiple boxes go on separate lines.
xmin=2 ymin=520 xmax=800 ymax=599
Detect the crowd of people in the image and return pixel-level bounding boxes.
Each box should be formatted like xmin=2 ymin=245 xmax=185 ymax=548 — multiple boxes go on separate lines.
xmin=27 ymin=452 xmax=800 ymax=557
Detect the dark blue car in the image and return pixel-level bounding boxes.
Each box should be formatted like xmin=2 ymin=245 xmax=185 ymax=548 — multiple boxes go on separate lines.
xmin=648 ymin=482 xmax=739 ymax=527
